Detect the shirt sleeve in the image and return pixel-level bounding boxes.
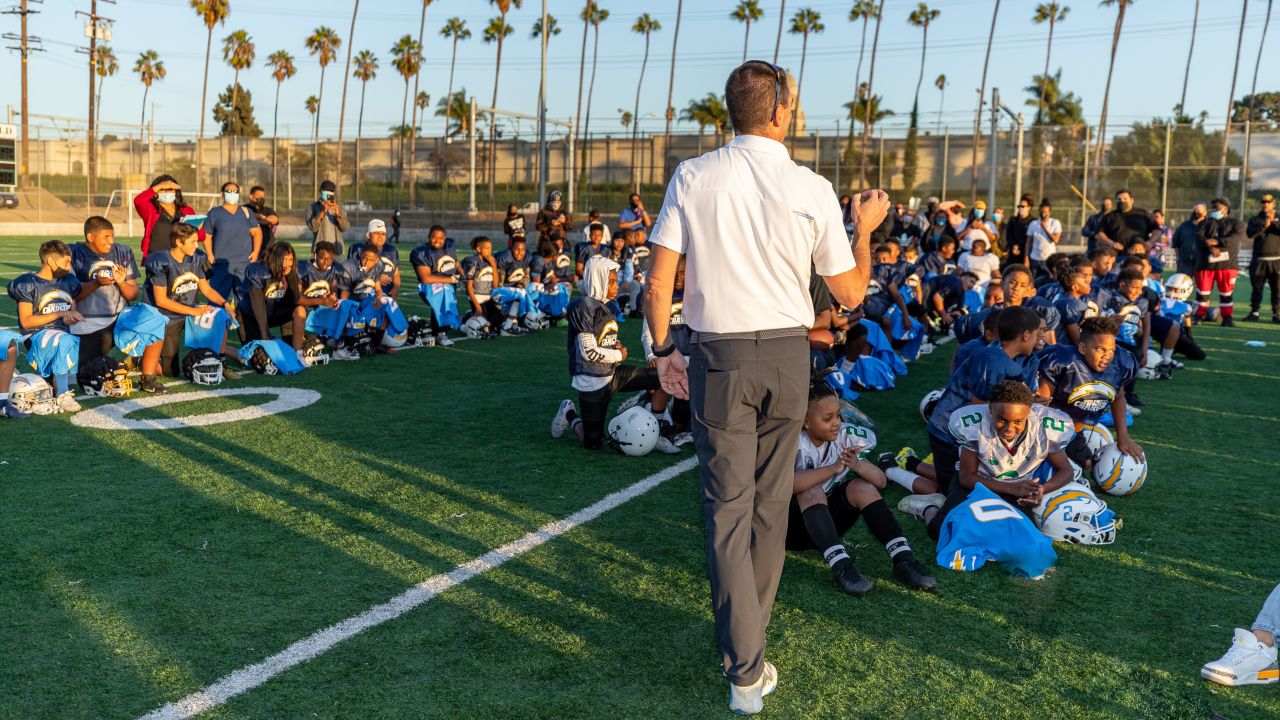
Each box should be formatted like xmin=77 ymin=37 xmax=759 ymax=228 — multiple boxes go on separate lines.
xmin=812 ymin=181 xmax=856 ymax=277
xmin=648 ymin=168 xmax=688 ymax=255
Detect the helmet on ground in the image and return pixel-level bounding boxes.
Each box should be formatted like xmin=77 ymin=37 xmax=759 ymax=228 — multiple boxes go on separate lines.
xmin=183 ymin=348 xmax=225 ymax=385
xmin=406 ymin=316 xmax=433 ymax=347
xmin=343 ymin=331 xmax=375 ymax=358
xmin=1092 ymin=443 xmax=1148 ymax=496
xmin=1035 ymin=483 xmax=1118 ymax=544
xmin=247 ymin=346 xmax=279 ymax=375
xmin=919 ymin=388 xmax=944 ymax=423
xmin=77 ymin=356 xmax=133 ymax=398
xmin=1163 ymin=272 xmax=1195 ymax=301
xmin=9 ymin=373 xmax=57 ymax=414
xmin=298 ymin=336 xmax=330 ymax=367
xmin=381 ymin=328 xmax=408 ymax=348
xmin=1079 ymin=423 xmax=1115 ymax=461
xmin=608 ymin=406 xmax=660 ymax=457
xmin=462 ymin=315 xmax=491 ymax=339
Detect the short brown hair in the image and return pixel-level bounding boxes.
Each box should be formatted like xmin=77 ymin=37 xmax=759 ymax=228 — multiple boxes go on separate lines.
xmin=38 ymin=239 xmax=70 ymax=263
xmin=725 ymin=61 xmax=792 ymax=134
xmin=170 ymin=223 xmax=198 ymax=247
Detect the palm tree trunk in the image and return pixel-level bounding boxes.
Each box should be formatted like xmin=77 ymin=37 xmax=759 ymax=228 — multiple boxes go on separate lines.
xmin=357 ymin=79 xmax=367 ymax=203
xmin=663 ymin=0 xmax=683 ymax=179
xmin=1215 ymin=0 xmax=1249 ymax=197
xmin=584 ymin=22 xmax=600 ymax=194
xmin=1179 ymin=0 xmax=1201 ymax=118
xmin=230 ymin=70 xmax=240 ymax=176
xmin=576 ymin=6 xmax=590 ymax=187
xmin=198 ymin=25 xmax=213 ymax=193
xmin=140 ymin=84 xmax=149 ymax=134
xmin=742 ymin=19 xmax=751 ymax=63
xmin=773 ymin=0 xmax=786 ymax=64
xmin=273 ymin=80 xmax=281 ymax=203
xmin=488 ymin=30 xmax=505 ymax=208
xmin=632 ymin=33 xmax=651 ymax=193
xmin=337 ymin=0 xmax=360 ymax=193
xmin=442 ymin=38 xmax=459 ymax=208
xmin=315 ymin=65 xmax=327 ymax=194
xmin=1094 ymin=2 xmax=1126 ymax=178
xmin=970 ymin=0 xmax=1001 ymax=201
xmin=408 ymin=0 xmax=425 ymax=208
xmin=859 ymin=0 xmax=885 ymax=187
xmin=790 ymin=31 xmax=808 ymax=149
xmin=1036 ymin=17 xmax=1056 ymax=198
xmin=400 ymin=79 xmax=410 ymax=193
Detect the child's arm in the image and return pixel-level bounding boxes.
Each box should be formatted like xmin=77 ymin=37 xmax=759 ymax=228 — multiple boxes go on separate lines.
xmin=1108 ymin=393 xmax=1145 ymax=460
xmin=793 ymin=463 xmax=845 ymax=495
xmin=849 ymin=455 xmax=887 ymax=489
xmin=17 ymin=301 xmax=82 ymax=330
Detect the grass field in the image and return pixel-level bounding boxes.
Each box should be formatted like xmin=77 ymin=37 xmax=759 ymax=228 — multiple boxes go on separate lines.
xmin=2 ymin=234 xmax=1279 ymax=719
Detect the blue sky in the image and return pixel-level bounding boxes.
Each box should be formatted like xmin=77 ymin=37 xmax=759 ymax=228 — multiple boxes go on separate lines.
xmin=0 ymin=0 xmax=1270 ymax=142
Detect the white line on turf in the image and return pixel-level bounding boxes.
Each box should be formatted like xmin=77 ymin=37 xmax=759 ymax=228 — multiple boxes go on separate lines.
xmin=134 ymin=455 xmax=699 ymax=720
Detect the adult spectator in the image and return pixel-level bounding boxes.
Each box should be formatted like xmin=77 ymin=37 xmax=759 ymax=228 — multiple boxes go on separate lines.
xmin=618 ymin=192 xmax=652 ymax=231
xmin=1173 ymin=202 xmax=1207 ymax=275
xmin=644 ymin=60 xmax=883 ymax=715
xmin=390 ymin=208 xmax=402 ymax=244
xmin=892 ymin=204 xmax=923 ymax=247
xmin=959 ymin=202 xmax=996 ymax=254
xmin=1246 ymin=194 xmax=1280 ymax=322
xmin=1081 ymin=196 xmax=1115 ymax=253
xmin=203 ymin=181 xmax=263 ymax=305
xmin=915 ymin=196 xmax=941 ymax=234
xmin=535 ymin=190 xmax=573 ymax=237
xmin=1196 ymin=197 xmax=1246 ymax=326
xmin=133 ymin=174 xmax=205 ymax=258
xmin=1002 ymin=195 xmax=1034 ymax=267
xmin=1151 ymin=208 xmax=1173 ymax=254
xmin=247 ymin=186 xmax=279 ymax=243
xmin=306 ymin=179 xmax=350 ymax=255
xmin=1096 ymin=190 xmax=1159 ymax=253
xmin=1026 ymin=199 xmax=1062 ymax=278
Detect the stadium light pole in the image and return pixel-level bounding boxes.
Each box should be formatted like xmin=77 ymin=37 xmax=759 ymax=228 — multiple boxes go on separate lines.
xmin=987 ymin=87 xmax=999 ymax=214
xmin=468 ymin=96 xmax=477 ymax=214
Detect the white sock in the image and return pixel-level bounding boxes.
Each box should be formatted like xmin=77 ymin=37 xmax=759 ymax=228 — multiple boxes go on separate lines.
xmin=0 ymin=392 xmax=8 ymax=401
xmin=822 ymin=545 xmax=850 ymax=568
xmin=837 ymin=357 xmax=856 ymax=374
xmin=1161 ymin=347 xmax=1173 ymax=363
xmin=886 ymin=467 xmax=918 ymax=492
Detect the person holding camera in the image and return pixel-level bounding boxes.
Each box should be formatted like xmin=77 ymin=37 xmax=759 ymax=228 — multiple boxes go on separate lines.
xmin=618 ymin=192 xmax=652 ymax=232
xmin=306 ymin=179 xmax=350 ymax=256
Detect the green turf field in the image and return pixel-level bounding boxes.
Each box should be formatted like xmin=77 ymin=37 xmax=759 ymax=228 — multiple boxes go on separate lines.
xmin=2 ymin=234 xmax=1279 ymax=719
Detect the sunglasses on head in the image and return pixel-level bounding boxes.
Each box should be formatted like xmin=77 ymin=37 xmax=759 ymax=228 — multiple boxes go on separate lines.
xmin=750 ymin=60 xmax=786 ymax=122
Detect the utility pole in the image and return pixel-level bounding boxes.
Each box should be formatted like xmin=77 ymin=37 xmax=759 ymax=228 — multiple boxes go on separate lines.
xmin=536 ymin=0 xmax=548 ymax=207
xmin=3 ymin=0 xmax=44 ymax=189
xmin=988 ymin=87 xmax=999 ymax=214
xmin=75 ymin=0 xmax=112 ymax=198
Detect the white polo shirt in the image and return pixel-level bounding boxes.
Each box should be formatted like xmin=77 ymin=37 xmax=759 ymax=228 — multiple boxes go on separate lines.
xmin=1028 ymin=217 xmax=1063 ymax=261
xmin=649 ymin=134 xmax=855 ymax=334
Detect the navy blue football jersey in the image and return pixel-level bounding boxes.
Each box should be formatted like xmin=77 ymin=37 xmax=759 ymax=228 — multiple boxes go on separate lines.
xmin=409 ymin=243 xmax=459 ymax=280
xmin=951 ymin=338 xmax=991 ymax=371
xmin=460 ymin=255 xmax=496 ymax=297
xmin=238 ymin=262 xmax=294 ymax=317
xmin=495 ymin=248 xmax=532 ymax=287
xmin=573 ymin=241 xmax=605 ymax=270
xmin=567 ymin=295 xmax=620 ymax=378
xmin=7 ymin=272 xmax=83 ymax=333
xmin=71 ymin=242 xmax=139 ymax=320
xmin=297 ymin=260 xmax=345 ymax=299
xmin=1037 ymin=281 xmax=1065 ymax=304
xmin=1038 ymin=343 xmax=1138 ymax=424
xmin=922 ymin=275 xmax=967 ymax=313
xmin=952 ymin=308 xmax=989 ymax=344
xmin=1022 ymin=295 xmax=1063 ymax=334
xmin=341 ymin=257 xmax=382 ymax=299
xmin=1053 ymin=294 xmax=1100 ymax=341
xmin=1095 ymin=288 xmax=1150 ymax=347
xmin=347 ymin=242 xmax=398 ymax=294
xmin=630 ymin=242 xmax=653 ymax=276
xmin=144 ymin=251 xmax=205 ymax=319
xmin=919 ymin=251 xmax=957 ymax=277
xmin=927 ymin=343 xmax=1040 ymax=440
xmin=865 ymin=262 xmax=904 ymax=316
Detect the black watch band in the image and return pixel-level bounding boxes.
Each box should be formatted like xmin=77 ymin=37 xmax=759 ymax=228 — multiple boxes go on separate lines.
xmin=652 ymin=338 xmax=676 ymax=358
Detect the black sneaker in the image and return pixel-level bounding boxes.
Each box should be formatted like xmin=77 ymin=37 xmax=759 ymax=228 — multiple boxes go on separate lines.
xmin=830 ymin=558 xmax=873 ymax=597
xmin=1222 ymin=316 xmax=1236 ymax=327
xmin=139 ymin=375 xmax=168 ymax=395
xmin=1244 ymin=311 xmax=1261 ymax=322
xmin=1154 ymin=361 xmax=1175 ymax=380
xmin=1126 ymin=392 xmax=1145 ymax=408
xmin=876 ymin=452 xmax=898 ymax=472
xmin=892 ymin=557 xmax=937 ymax=591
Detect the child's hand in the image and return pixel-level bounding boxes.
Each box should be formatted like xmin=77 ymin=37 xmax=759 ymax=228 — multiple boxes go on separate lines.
xmin=839 ymin=446 xmax=861 ymax=469
xmin=618 ymin=344 xmax=628 ymax=362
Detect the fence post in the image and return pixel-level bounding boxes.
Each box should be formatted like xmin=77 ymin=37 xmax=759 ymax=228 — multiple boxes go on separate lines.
xmin=941 ymin=129 xmax=949 ymax=200
xmin=1080 ymin=125 xmax=1091 ymax=228
xmin=877 ymin=126 xmax=884 ymax=189
xmin=468 ymin=96 xmax=477 ymax=215
xmin=1161 ymin=122 xmax=1171 ymax=215
xmin=1241 ymin=118 xmax=1252 ymax=211
xmin=568 ymin=117 xmax=576 ymax=214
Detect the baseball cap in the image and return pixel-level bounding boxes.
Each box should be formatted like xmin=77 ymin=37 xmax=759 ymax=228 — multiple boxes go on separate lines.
xmin=367 ymin=219 xmax=386 ymax=234
xmin=974 ymin=200 xmax=988 ymax=210
xmin=1263 ymin=194 xmax=1275 ymax=203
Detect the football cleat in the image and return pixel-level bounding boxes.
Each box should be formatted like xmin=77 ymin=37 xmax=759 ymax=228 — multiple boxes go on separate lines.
xmin=618 ymin=391 xmax=648 ymax=414
xmin=551 ymin=399 xmax=575 ymax=439
xmin=138 ymin=375 xmax=169 ymax=395
xmin=77 ymin=356 xmax=133 ymax=398
xmin=55 ymin=390 xmax=82 ymax=414
xmin=1244 ymin=311 xmax=1261 ymax=322
xmin=499 ymin=319 xmax=528 ymax=336
xmin=891 ymin=557 xmax=937 ymax=591
xmin=897 ymin=493 xmax=945 ymax=521
xmin=1201 ymin=629 xmax=1279 ymax=686
xmin=895 ymin=446 xmax=918 ymax=470
xmin=405 ymin=316 xmax=433 ymax=347
xmin=831 ymin=557 xmax=873 ymax=597
xmin=875 ymin=452 xmax=898 ymax=472
xmin=436 ymin=332 xmax=454 ymax=347
xmin=654 ymin=435 xmax=682 ymax=455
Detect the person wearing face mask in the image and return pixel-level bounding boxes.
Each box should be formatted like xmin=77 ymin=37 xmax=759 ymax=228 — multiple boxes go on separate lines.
xmin=1195 ymin=197 xmax=1247 ymax=326
xmin=959 ymin=201 xmax=997 ymax=255
xmin=247 ymin=186 xmax=279 ymax=243
xmin=618 ymin=192 xmax=651 ymax=232
xmin=1082 ymin=196 xmax=1115 ymax=254
xmin=203 ymin=181 xmax=264 ymax=308
xmin=1001 ymin=195 xmax=1034 ymax=268
xmin=892 ymin=205 xmax=923 ymax=246
xmin=1096 ymin=190 xmax=1159 ymax=254
xmin=306 ymin=179 xmax=350 ymax=256
xmin=536 ymin=190 xmax=574 ymax=238
xmin=134 ymin=175 xmax=206 ymax=258
xmin=1173 ymin=202 xmax=1208 ymax=276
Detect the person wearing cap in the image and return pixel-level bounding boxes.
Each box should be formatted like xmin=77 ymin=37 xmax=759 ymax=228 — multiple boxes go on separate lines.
xmin=535 ymin=190 xmax=573 ymax=238
xmin=346 ymin=219 xmax=401 ymax=300
xmin=959 ymin=201 xmax=997 ymax=256
xmin=643 ymin=60 xmax=884 ymax=714
xmin=1246 ymin=194 xmax=1280 ymax=323
xmin=306 ymin=180 xmax=350 ymax=256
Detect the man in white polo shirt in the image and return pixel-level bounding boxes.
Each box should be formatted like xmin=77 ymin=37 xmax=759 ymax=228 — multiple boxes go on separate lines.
xmin=645 ymin=60 xmax=887 ymax=715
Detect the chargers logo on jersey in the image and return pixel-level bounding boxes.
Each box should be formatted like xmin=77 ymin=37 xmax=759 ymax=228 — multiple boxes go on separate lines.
xmin=1066 ymin=380 xmax=1118 ymax=414
xmin=171 ymin=272 xmax=200 ymax=297
xmin=87 ymin=259 xmax=116 ymax=281
xmin=554 ymin=254 xmax=572 ymax=270
xmin=475 ymin=266 xmax=494 ymax=283
xmin=436 ymin=255 xmax=457 ymax=275
xmin=866 ymin=278 xmax=883 ymax=296
xmin=304 ymin=280 xmax=332 ymax=298
xmin=669 ymin=301 xmax=684 ymax=326
xmin=507 ymin=267 xmax=527 ymax=285
xmin=351 ymin=278 xmax=377 ymax=297
xmin=1082 ymin=299 xmax=1100 ymax=318
xmin=264 ymin=281 xmax=286 ymax=300
xmin=36 ymin=290 xmax=74 ymax=315
xmin=598 ymin=319 xmax=620 ymax=348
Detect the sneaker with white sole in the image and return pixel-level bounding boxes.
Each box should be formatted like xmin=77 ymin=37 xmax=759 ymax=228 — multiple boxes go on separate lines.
xmin=918 ymin=342 xmax=935 ymax=356
xmin=332 ymin=347 xmax=361 ymax=361
xmin=672 ymin=431 xmax=694 ymax=447
xmin=500 ymin=320 xmax=528 ymax=336
xmin=761 ymin=661 xmax=777 ymax=697
xmin=1201 ymin=628 xmax=1279 ymax=686
xmin=551 ymin=399 xmax=575 ymax=438
xmin=55 ymin=391 xmax=81 ymax=414
xmin=436 ymin=332 xmax=454 ymax=347
xmin=897 ymin=492 xmax=946 ymax=521
xmin=654 ymin=435 xmax=681 ymax=454
xmin=934 ymin=334 xmax=955 ymax=346
xmin=728 ymin=672 xmax=766 ymax=715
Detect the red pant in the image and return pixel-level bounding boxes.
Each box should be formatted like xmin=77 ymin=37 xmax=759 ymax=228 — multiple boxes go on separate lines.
xmin=1195 ymin=268 xmax=1238 ymax=318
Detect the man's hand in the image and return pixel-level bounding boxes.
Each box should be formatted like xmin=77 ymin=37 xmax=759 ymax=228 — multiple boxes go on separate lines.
xmin=850 ymin=189 xmax=891 ymax=237
xmin=61 ymin=310 xmax=85 ymax=325
xmin=657 ymin=352 xmax=689 ymax=400
xmin=1117 ymin=436 xmax=1145 ymax=462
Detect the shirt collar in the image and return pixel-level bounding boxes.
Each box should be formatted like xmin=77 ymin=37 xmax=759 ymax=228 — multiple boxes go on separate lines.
xmin=727 ymin=134 xmax=789 ymax=157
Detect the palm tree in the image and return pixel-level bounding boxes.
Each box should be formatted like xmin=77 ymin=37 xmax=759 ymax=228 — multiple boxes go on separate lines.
xmin=1094 ymin=0 xmax=1131 ymax=176
xmin=221 ymin=30 xmax=254 ymax=178
xmin=846 ymin=0 xmax=878 ymax=188
xmin=934 ymin=73 xmax=947 ymax=132
xmin=335 ymin=0 xmax=362 ymax=193
xmin=92 ymin=45 xmax=118 ymax=133
xmin=306 ymin=95 xmax=320 ymax=160
xmin=773 ymin=0 xmax=786 ymax=64
xmin=133 ymin=50 xmax=166 ymax=133
xmin=440 ymin=17 xmax=471 ymax=143
xmin=581 ymin=4 xmax=609 ymax=191
xmin=620 ymin=110 xmax=633 ymax=130
xmin=1240 ymin=0 xmax=1273 ymax=202
xmin=680 ymin=94 xmax=729 ymax=153
xmin=191 ymin=0 xmax=230 ymax=192
xmin=970 ymin=0 xmax=1002 ymax=201
xmin=266 ymin=51 xmax=297 ymax=201
xmin=575 ymin=2 xmax=595 ymax=186
xmin=788 ymin=8 xmax=823 ymax=144
xmin=1178 ymin=0 xmax=1200 ymax=120
xmin=731 ymin=0 xmax=764 ymax=63
xmin=407 ymin=0 xmax=429 ymax=209
xmin=437 ymin=89 xmax=484 ymax=138
xmin=390 ymin=34 xmax=424 ymax=193
xmin=858 ymin=0 xmax=886 ymax=187
xmin=1216 ymin=0 xmax=1249 ymax=196
xmin=662 ymin=1 xmax=684 ymax=176
xmin=846 ymin=90 xmax=893 ymax=130
xmin=352 ymin=50 xmax=378 ymax=195
xmin=630 ymin=13 xmax=661 ymax=192
xmin=484 ymin=0 xmax=521 ymax=206
xmin=531 ymin=14 xmax=560 ymax=39
xmin=905 ymin=3 xmax=937 ymax=193
xmin=305 ymin=26 xmax=342 ymax=191
xmin=1032 ymin=3 xmax=1068 ymax=198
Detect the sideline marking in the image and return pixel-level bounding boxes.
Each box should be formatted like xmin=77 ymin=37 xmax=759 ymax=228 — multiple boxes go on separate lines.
xmin=71 ymin=387 xmax=321 ymax=431
xmin=136 ymin=456 xmax=699 ymax=720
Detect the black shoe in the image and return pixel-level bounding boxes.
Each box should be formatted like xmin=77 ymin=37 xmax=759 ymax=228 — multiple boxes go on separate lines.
xmin=892 ymin=557 xmax=937 ymax=591
xmin=1244 ymin=311 xmax=1261 ymax=322
xmin=1126 ymin=392 xmax=1145 ymax=408
xmin=139 ymin=375 xmax=168 ymax=395
xmin=1221 ymin=316 xmax=1236 ymax=328
xmin=876 ymin=452 xmax=898 ymax=472
xmin=831 ymin=558 xmax=873 ymax=597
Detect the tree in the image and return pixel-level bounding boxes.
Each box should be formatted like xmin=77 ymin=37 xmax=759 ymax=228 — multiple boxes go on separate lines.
xmin=437 ymin=89 xmax=488 ymax=138
xmin=306 ymin=26 xmax=342 ymax=191
xmin=335 ymin=0 xmax=362 ymax=193
xmin=266 ymin=50 xmax=297 ymax=200
xmin=191 ymin=0 xmax=230 ymax=192
xmin=390 ymin=34 xmax=424 ymax=192
xmin=788 ymin=8 xmax=823 ymax=145
xmin=581 ymin=3 xmax=609 ymax=188
xmin=484 ymin=0 xmax=522 ymax=206
xmin=214 ymin=83 xmax=263 ymax=137
xmin=630 ymin=13 xmax=662 ymax=192
xmin=731 ymin=1 xmax=763 ymax=63
xmin=680 ymin=94 xmax=729 ymax=153
xmin=1095 ymin=0 xmax=1132 ymax=176
xmin=905 ymin=3 xmax=938 ymax=193
xmin=1178 ymin=0 xmax=1201 ymax=120
xmin=846 ymin=90 xmax=894 ymax=181
xmin=773 ymin=0 xmax=786 ymax=64
xmin=1025 ymin=70 xmax=1084 ymax=198
xmin=620 ymin=110 xmax=633 ymax=130
xmin=440 ymin=17 xmax=471 ymax=140
xmin=1109 ymin=117 xmax=1243 ymax=208
xmin=1232 ymin=92 xmax=1280 ymax=129
xmin=934 ymin=73 xmax=946 ymax=132
xmin=415 ymin=91 xmax=430 ymax=130
xmin=847 ymin=0 xmax=878 ymax=188
xmin=306 ymin=95 xmax=320 ymax=150
xmin=1215 ymin=0 xmax=1249 ymax=196
xmin=92 ymin=45 xmax=118 ymax=137
xmin=1032 ymin=2 xmax=1068 ymax=198
xmin=858 ymin=0 xmax=886 ymax=187
xmin=133 ymin=50 xmax=166 ymax=132
xmin=662 ymin=1 xmax=684 ymax=177
xmin=575 ymin=2 xmax=594 ymax=189
xmin=353 ymin=50 xmax=378 ymax=192
xmin=221 ymin=31 xmax=255 ymax=135
xmin=407 ymin=0 xmax=428 ymax=209
xmin=531 ymin=14 xmax=560 ymax=39
xmin=971 ymin=0 xmax=1002 ymax=201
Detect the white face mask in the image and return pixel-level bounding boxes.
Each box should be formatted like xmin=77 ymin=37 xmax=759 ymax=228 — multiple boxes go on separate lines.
xmin=223 ymin=191 xmax=240 ymax=205
xmin=157 ymin=191 xmax=177 ymax=204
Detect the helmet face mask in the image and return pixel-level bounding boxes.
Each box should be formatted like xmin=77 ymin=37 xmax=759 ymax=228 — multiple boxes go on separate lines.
xmin=184 ymin=349 xmax=225 ymax=386
xmin=462 ymin=315 xmax=492 ymax=339
xmin=1035 ymin=484 xmax=1118 ymax=545
xmin=1163 ymin=272 xmax=1195 ymax=302
xmin=299 ymin=337 xmax=330 ymax=367
xmin=77 ymin=357 xmax=133 ymax=398
xmin=10 ymin=373 xmax=57 ymax=414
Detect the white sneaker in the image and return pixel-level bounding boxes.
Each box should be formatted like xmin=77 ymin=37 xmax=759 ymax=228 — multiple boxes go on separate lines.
xmin=761 ymin=661 xmax=777 ymax=697
xmin=551 ymin=399 xmax=575 ymax=439
xmin=436 ymin=332 xmax=454 ymax=347
xmin=918 ymin=342 xmax=935 ymax=356
xmin=672 ymin=431 xmax=694 ymax=447
xmin=728 ymin=676 xmax=764 ymax=715
xmin=618 ymin=391 xmax=647 ymax=414
xmin=897 ymin=492 xmax=946 ymax=521
xmin=56 ymin=391 xmax=82 ymax=414
xmin=654 ymin=435 xmax=681 ymax=455
xmin=333 ymin=347 xmax=361 ymax=362
xmin=1170 ymin=358 xmax=1185 ymax=369
xmin=500 ymin=319 xmax=528 ymax=336
xmin=1128 ymin=406 xmax=1142 ymax=417
xmin=1201 ymin=628 xmax=1279 ymax=686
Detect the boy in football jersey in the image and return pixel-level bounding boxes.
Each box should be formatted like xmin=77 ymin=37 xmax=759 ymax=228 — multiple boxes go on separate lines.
xmin=625 ymin=226 xmax=652 ymax=317
xmin=6 ymin=240 xmax=85 ymax=411
xmin=1095 ymin=267 xmax=1150 ymax=408
xmin=346 ymin=219 xmax=400 ymax=300
xmin=145 ymin=223 xmax=240 ymax=380
xmin=1037 ymin=316 xmax=1144 ymax=468
xmin=530 ymin=234 xmax=575 ymax=323
xmin=239 ymin=241 xmax=303 ymax=348
xmin=917 ymin=272 xmax=976 ymax=331
xmin=954 ymin=265 xmax=1059 ymax=346
xmin=492 ymin=235 xmax=540 ymax=331
xmin=294 ymin=241 xmax=346 ymax=344
xmin=550 ymin=255 xmax=664 ymax=450
xmin=341 ymin=243 xmax=384 ymax=302
xmin=461 ymin=236 xmax=520 ymax=335
xmin=789 ymin=382 xmax=936 ymax=596
xmin=902 ymin=379 xmax=1076 ymax=543
xmin=69 ymin=217 xmax=147 ymax=366
xmin=1089 ymin=247 xmax=1118 ymax=291
xmin=1052 ymin=265 xmax=1097 ymax=346
xmin=923 ymin=306 xmax=1044 ymax=496
xmin=919 ymin=236 xmax=958 ymax=277
xmin=410 ymin=225 xmax=460 ymax=346
xmin=573 ymin=223 xmax=607 ymax=282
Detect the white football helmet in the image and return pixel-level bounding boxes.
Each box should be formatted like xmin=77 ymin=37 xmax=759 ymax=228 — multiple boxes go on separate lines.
xmin=608 ymin=406 xmax=660 ymax=456
xmin=919 ymin=388 xmax=944 ymax=423
xmin=1164 ymin=272 xmax=1195 ymax=302
xmin=381 ymin=328 xmax=408 ymax=348
xmin=1035 ymin=483 xmax=1118 ymax=544
xmin=523 ymin=310 xmax=549 ymax=330
xmin=462 ymin=315 xmax=491 ymax=339
xmin=1079 ymin=423 xmax=1115 ymax=461
xmin=1092 ymin=443 xmax=1148 ymax=496
xmin=9 ymin=373 xmax=57 ymax=415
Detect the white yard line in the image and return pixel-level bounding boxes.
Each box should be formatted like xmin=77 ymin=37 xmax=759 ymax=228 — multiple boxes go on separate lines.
xmin=135 ymin=456 xmax=699 ymax=720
